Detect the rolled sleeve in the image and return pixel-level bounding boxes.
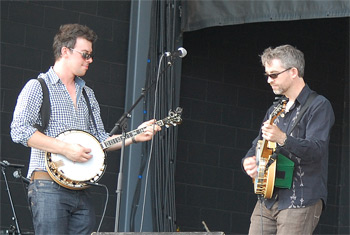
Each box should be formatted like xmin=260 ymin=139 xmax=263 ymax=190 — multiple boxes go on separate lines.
xmin=10 ymin=79 xmax=43 ymax=146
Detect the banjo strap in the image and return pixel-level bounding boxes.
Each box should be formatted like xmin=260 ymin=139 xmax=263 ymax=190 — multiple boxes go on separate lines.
xmin=82 ymin=88 xmax=98 ymax=132
xmin=36 ymin=78 xmax=50 ymax=133
xmin=36 ymin=78 xmax=98 ymax=133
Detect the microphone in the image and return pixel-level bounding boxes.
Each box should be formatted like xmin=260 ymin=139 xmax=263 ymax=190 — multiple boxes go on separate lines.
xmin=13 ymin=169 xmax=30 ymax=184
xmin=165 ymin=47 xmax=187 ymax=58
xmin=0 ymin=160 xmax=25 ymax=168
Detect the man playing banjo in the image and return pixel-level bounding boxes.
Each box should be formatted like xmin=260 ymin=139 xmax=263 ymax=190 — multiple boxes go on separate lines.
xmin=10 ymin=23 xmax=161 ymax=235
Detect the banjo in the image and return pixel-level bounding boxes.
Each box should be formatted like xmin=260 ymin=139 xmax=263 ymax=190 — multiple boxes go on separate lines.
xmin=45 ymin=107 xmax=183 ymax=190
xmin=254 ymin=99 xmax=287 ymax=199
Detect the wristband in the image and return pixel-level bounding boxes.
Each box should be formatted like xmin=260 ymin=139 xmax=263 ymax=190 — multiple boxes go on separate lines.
xmin=132 ymin=136 xmax=138 ymax=144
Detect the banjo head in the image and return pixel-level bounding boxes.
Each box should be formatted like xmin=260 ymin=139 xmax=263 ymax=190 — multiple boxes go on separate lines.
xmin=46 ymin=130 xmax=106 ymax=190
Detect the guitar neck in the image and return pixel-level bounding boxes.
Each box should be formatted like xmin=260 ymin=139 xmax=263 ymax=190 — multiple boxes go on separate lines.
xmin=260 ymin=117 xmax=273 ymax=149
xmin=261 ymin=101 xmax=286 ymax=150
xmin=101 ymin=119 xmax=164 ymax=150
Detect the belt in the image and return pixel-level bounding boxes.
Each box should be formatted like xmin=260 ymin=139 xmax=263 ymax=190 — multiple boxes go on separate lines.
xmin=31 ymin=171 xmax=52 ymax=181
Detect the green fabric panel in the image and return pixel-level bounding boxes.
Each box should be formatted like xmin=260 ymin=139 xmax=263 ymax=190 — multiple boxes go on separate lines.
xmin=275 ymin=154 xmax=294 ymax=189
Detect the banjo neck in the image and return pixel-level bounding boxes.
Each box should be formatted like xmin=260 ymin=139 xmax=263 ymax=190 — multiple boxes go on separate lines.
xmin=99 ymin=107 xmax=183 ymax=150
xmin=100 ymin=119 xmax=165 ymax=150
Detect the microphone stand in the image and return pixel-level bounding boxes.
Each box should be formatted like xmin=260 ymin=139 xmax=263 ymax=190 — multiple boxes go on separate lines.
xmin=111 ymin=54 xmax=179 ymax=232
xmin=112 ymin=89 xmax=145 ymax=232
xmin=1 ymin=163 xmax=22 ymax=235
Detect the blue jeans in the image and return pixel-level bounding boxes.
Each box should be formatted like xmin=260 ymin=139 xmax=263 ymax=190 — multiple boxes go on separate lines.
xmin=28 ymin=180 xmax=95 ymax=235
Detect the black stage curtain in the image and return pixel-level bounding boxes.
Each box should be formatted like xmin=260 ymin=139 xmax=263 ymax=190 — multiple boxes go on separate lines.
xmin=181 ymin=0 xmax=350 ymax=32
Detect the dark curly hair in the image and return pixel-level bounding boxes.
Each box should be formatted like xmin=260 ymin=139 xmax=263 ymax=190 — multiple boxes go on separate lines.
xmin=53 ymin=24 xmax=97 ymax=60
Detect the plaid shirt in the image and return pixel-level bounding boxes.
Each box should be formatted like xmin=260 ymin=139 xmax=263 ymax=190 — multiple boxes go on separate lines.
xmin=10 ymin=67 xmax=109 ymax=178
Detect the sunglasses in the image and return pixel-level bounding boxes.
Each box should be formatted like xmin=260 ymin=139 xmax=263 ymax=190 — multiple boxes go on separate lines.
xmin=69 ymin=48 xmax=94 ymax=60
xmin=264 ymin=67 xmax=292 ymax=79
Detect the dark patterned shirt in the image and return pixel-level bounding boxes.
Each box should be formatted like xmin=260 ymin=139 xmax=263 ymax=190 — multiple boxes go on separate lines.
xmin=243 ymin=84 xmax=335 ymax=210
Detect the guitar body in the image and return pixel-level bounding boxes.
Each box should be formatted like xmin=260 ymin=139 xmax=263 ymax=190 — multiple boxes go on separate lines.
xmin=254 ymin=140 xmax=276 ymax=199
xmin=45 ymin=130 xmax=106 ymax=190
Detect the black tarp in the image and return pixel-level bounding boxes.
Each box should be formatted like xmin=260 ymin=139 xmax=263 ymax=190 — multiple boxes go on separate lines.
xmin=181 ymin=0 xmax=350 ymax=32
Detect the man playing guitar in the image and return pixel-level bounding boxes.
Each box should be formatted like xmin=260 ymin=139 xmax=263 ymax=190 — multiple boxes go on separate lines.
xmin=242 ymin=45 xmax=335 ymax=234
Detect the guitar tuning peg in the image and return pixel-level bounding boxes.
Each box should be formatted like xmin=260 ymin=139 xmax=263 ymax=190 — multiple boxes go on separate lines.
xmin=175 ymin=107 xmax=183 ymax=114
xmin=168 ymin=110 xmax=175 ymax=117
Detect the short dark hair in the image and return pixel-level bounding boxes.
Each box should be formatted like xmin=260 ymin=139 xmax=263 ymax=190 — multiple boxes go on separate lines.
xmin=260 ymin=45 xmax=305 ymax=77
xmin=53 ymin=24 xmax=97 ymax=60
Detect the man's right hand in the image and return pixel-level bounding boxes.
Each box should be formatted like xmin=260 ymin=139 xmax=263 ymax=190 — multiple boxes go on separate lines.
xmin=243 ymin=156 xmax=258 ymax=178
xmin=63 ymin=143 xmax=92 ymax=163
xmin=27 ymin=131 xmax=92 ymax=163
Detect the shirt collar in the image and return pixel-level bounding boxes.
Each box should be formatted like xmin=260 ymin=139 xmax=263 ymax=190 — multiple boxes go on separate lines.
xmin=295 ymin=84 xmax=312 ymax=107
xmin=46 ymin=66 xmax=86 ymax=88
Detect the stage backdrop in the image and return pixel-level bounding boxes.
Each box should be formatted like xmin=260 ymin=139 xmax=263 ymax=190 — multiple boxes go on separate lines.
xmin=181 ymin=0 xmax=350 ymax=32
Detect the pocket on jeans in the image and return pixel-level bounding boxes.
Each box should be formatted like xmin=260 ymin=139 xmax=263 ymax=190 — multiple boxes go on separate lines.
xmin=32 ymin=180 xmax=61 ymax=193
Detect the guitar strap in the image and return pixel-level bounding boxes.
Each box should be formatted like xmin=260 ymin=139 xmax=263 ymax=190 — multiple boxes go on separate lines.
xmin=35 ymin=78 xmax=98 ymax=133
xmin=265 ymin=92 xmax=318 ymax=172
xmin=286 ymin=91 xmax=318 ymax=136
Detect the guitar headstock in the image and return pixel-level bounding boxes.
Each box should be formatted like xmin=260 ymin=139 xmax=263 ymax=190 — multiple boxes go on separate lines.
xmin=270 ymin=97 xmax=288 ymax=123
xmin=163 ymin=107 xmax=183 ymax=128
